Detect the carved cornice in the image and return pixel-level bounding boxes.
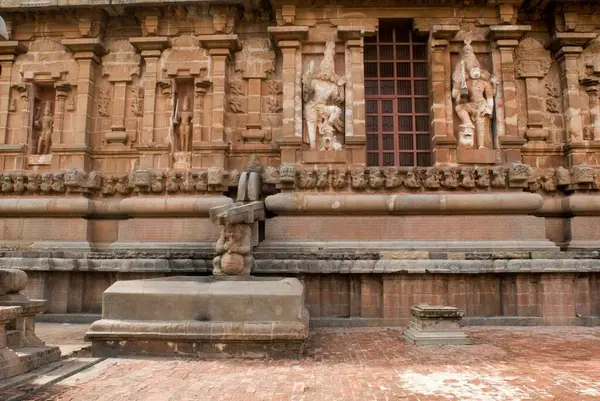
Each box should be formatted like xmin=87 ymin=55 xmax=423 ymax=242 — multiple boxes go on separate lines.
xmin=263 ymin=163 xmax=599 ymax=195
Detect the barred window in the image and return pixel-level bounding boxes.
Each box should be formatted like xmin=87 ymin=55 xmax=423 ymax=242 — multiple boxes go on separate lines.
xmin=364 ymin=21 xmax=431 ymax=167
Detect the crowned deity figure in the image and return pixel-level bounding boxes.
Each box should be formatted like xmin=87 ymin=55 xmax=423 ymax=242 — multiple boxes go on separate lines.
xmin=34 ymin=102 xmax=54 ymax=155
xmin=302 ymin=41 xmax=345 ymax=151
xmin=452 ymin=38 xmax=497 ymax=149
xmin=175 ymin=96 xmax=192 ymax=152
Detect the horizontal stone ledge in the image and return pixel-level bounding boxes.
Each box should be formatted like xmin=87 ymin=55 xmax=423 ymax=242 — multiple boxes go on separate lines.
xmin=0 ymin=196 xmax=232 ymax=218
xmin=264 ymin=193 xmax=544 ymax=215
xmin=7 ymin=257 xmax=600 ymax=273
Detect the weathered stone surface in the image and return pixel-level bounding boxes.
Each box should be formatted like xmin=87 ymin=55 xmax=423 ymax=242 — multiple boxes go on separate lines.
xmin=85 ymin=276 xmax=309 ymax=358
xmin=403 ymin=304 xmax=472 ymax=346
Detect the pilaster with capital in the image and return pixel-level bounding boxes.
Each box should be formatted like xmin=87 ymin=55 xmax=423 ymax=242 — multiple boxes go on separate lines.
xmin=130 ymin=37 xmax=169 ymax=146
xmin=62 ymin=39 xmax=105 ymax=155
xmin=426 ymin=25 xmax=459 ymax=165
xmin=268 ymin=26 xmax=308 ymax=164
xmin=488 ymin=25 xmax=530 ymax=161
xmin=338 ymin=26 xmax=375 ymax=165
xmin=0 ymin=41 xmax=26 ymax=148
xmin=197 ymin=35 xmax=240 ymax=168
xmin=552 ymin=33 xmax=597 ymax=165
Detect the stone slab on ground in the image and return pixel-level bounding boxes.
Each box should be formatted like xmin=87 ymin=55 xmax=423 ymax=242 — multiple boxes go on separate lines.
xmin=7 ymin=326 xmax=600 ymax=401
xmin=85 ymin=276 xmax=309 ymax=358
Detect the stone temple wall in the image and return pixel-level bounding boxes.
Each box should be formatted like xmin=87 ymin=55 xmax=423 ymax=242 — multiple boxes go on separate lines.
xmin=0 ymin=0 xmax=599 ymax=325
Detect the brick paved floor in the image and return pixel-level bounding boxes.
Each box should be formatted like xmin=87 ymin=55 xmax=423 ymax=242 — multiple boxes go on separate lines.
xmin=20 ymin=326 xmax=600 ymax=401
xmin=35 ymin=323 xmax=91 ymax=357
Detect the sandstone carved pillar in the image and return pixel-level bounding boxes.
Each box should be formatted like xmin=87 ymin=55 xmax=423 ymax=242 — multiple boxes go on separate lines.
xmin=198 ymin=35 xmax=240 ymax=167
xmin=61 ymin=38 xmax=105 ymax=169
xmin=233 ymin=38 xmax=276 ymax=144
xmin=268 ymin=26 xmax=309 ymax=164
xmin=52 ymin=83 xmax=70 ymax=148
xmin=488 ymin=26 xmax=530 ymax=162
xmin=514 ymin=37 xmax=552 ymax=143
xmin=102 ymin=40 xmax=141 ymax=145
xmin=0 ymin=41 xmax=25 ymax=147
xmin=338 ymin=26 xmax=375 ymax=166
xmin=581 ymin=80 xmax=600 ymax=141
xmin=427 ymin=25 xmax=459 ymax=165
xmin=552 ymin=34 xmax=596 ymax=143
xmin=193 ymin=79 xmax=211 ymax=143
xmin=130 ymin=37 xmax=169 ymax=145
xmin=552 ymin=33 xmax=597 ymax=165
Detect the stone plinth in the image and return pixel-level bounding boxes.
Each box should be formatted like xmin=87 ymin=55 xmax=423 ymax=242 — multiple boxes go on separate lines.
xmin=403 ymin=304 xmax=472 ymax=346
xmin=85 ymin=276 xmax=310 ymax=358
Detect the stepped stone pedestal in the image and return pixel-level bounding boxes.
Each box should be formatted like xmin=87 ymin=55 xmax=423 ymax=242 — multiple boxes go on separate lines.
xmin=403 ymin=304 xmax=472 ymax=346
xmin=85 ymin=276 xmax=310 ymax=358
xmin=0 ymin=269 xmax=60 ymax=379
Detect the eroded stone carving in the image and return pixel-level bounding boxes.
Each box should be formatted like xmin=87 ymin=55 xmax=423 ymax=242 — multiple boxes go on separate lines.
xmin=98 ymin=86 xmax=111 ymax=117
xmin=34 ymin=102 xmax=53 ymax=155
xmin=175 ymin=97 xmax=192 ymax=152
xmin=452 ymin=38 xmax=496 ymax=149
xmin=514 ymin=37 xmax=552 ymax=79
xmin=302 ymin=42 xmax=345 ymax=151
xmin=234 ymin=38 xmax=275 ymax=78
xmin=213 ymin=224 xmax=253 ymax=276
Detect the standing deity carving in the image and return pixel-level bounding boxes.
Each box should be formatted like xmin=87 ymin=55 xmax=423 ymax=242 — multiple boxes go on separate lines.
xmin=175 ymin=97 xmax=192 ymax=152
xmin=34 ymin=102 xmax=54 ymax=155
xmin=302 ymin=42 xmax=345 ymax=151
xmin=452 ymin=39 xmax=497 ymax=149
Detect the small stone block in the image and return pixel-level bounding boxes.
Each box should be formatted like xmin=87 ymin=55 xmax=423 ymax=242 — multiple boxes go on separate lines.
xmin=27 ymin=154 xmax=52 ymax=166
xmin=403 ymin=304 xmax=472 ymax=346
xmin=456 ymin=148 xmax=496 ymax=164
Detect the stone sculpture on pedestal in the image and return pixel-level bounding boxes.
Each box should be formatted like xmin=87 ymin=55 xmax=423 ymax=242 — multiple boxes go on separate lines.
xmin=34 ymin=102 xmax=53 ymax=155
xmin=452 ymin=39 xmax=497 ymax=149
xmin=302 ymin=41 xmax=345 ymax=151
xmin=176 ymin=97 xmax=192 ymax=152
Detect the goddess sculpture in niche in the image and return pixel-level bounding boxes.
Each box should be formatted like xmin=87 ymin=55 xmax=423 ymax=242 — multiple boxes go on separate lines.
xmin=302 ymin=41 xmax=345 ymax=151
xmin=175 ymin=97 xmax=192 ymax=152
xmin=452 ymin=38 xmax=497 ymax=149
xmin=34 ymin=102 xmax=54 ymax=155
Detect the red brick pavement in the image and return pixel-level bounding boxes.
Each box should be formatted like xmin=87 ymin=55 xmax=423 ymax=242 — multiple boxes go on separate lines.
xmin=15 ymin=327 xmax=600 ymax=401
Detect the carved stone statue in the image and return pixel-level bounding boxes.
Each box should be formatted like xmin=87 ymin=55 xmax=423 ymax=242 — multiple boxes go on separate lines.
xmin=213 ymin=223 xmax=253 ymax=276
xmin=34 ymin=102 xmax=53 ymax=155
xmin=175 ymin=97 xmax=192 ymax=152
xmin=452 ymin=39 xmax=496 ymax=149
xmin=302 ymin=41 xmax=345 ymax=151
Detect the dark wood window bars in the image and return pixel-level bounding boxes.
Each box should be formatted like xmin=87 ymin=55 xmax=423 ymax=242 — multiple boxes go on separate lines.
xmin=364 ymin=21 xmax=431 ymax=167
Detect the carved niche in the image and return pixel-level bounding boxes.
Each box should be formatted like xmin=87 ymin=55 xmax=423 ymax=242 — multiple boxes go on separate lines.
xmin=159 ymin=36 xmax=211 ymax=167
xmin=12 ymin=39 xmax=78 ymax=161
xmin=451 ymin=38 xmax=497 ymax=150
xmin=302 ymin=42 xmax=346 ymax=151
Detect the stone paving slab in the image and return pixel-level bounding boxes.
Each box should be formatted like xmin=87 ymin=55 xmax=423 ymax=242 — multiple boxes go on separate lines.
xmin=7 ymin=325 xmax=600 ymax=401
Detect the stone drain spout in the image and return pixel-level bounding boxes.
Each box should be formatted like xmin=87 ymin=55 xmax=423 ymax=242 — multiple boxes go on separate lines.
xmin=209 ymin=162 xmax=265 ymax=276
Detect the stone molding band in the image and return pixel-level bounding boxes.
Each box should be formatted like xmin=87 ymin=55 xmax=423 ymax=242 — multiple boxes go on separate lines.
xmin=264 ymin=193 xmax=544 ymax=215
xmin=0 ymin=196 xmax=232 ymax=218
